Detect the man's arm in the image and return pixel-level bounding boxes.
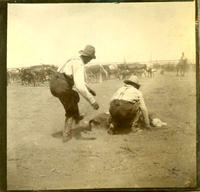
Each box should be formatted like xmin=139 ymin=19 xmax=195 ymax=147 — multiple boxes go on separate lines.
xmin=72 ymin=61 xmax=97 ymax=105
xmin=138 ymin=93 xmax=150 ymax=127
xmin=85 ymin=84 xmax=96 ymax=96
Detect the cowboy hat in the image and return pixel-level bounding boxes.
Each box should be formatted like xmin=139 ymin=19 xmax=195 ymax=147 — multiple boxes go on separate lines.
xmin=79 ymin=45 xmax=96 ymax=59
xmin=124 ymin=75 xmax=141 ymax=87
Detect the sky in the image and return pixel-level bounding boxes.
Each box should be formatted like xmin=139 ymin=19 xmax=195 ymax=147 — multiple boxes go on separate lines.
xmin=7 ymin=2 xmax=195 ymax=68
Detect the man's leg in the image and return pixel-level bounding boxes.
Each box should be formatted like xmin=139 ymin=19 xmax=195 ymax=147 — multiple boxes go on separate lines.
xmin=63 ymin=117 xmax=73 ymax=142
xmin=72 ymin=101 xmax=83 ymax=124
xmin=59 ymin=97 xmax=74 ymax=142
xmin=58 ymin=93 xmax=76 ymax=142
xmin=131 ymin=110 xmax=142 ymax=128
xmin=108 ymin=100 xmax=132 ymax=134
xmin=131 ymin=109 xmax=153 ymax=130
xmin=108 ymin=100 xmax=120 ymax=135
xmin=70 ymin=90 xmax=84 ymax=124
xmin=60 ymin=90 xmax=83 ymax=142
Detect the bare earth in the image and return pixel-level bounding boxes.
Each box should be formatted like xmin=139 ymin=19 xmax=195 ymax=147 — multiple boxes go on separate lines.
xmin=7 ymin=72 xmax=196 ymax=190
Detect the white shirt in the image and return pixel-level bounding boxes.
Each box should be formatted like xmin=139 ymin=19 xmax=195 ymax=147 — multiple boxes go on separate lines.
xmin=111 ymin=84 xmax=142 ymax=102
xmin=111 ymin=84 xmax=150 ymax=126
xmin=57 ymin=57 xmax=96 ymax=104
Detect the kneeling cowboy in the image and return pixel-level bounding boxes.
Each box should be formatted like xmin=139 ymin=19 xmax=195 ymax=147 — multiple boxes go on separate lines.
xmin=50 ymin=45 xmax=99 ymax=142
xmin=108 ymin=75 xmax=150 ymax=134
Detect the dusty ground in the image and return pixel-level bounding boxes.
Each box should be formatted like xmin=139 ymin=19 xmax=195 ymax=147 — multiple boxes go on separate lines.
xmin=7 ymin=71 xmax=197 ymax=190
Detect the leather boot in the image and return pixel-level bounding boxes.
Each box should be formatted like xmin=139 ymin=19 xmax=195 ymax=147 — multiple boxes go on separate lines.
xmin=63 ymin=117 xmax=73 ymax=143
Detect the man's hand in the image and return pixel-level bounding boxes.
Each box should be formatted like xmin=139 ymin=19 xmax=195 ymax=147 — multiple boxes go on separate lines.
xmin=91 ymin=102 xmax=99 ymax=110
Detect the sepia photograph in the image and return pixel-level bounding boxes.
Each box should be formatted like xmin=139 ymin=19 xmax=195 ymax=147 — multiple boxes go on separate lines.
xmin=7 ymin=2 xmax=197 ymax=190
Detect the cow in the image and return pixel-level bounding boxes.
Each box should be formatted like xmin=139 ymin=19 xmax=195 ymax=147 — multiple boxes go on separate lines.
xmin=26 ymin=65 xmax=57 ymax=85
xmin=43 ymin=67 xmax=57 ymax=81
xmin=144 ymin=65 xmax=153 ymax=78
xmin=19 ymin=68 xmax=36 ymax=86
xmin=85 ymin=64 xmax=108 ymax=83
xmin=143 ymin=65 xmax=157 ymax=78
xmin=118 ymin=69 xmax=130 ymax=80
xmin=119 ymin=64 xmax=147 ymax=79
xmin=89 ymin=112 xmax=110 ymax=130
xmin=29 ymin=65 xmax=48 ymax=85
xmin=103 ymin=64 xmax=120 ymax=80
xmin=7 ymin=68 xmax=21 ymax=83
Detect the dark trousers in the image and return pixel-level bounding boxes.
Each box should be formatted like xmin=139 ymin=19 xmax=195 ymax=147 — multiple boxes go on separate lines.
xmin=50 ymin=73 xmax=81 ymax=122
xmin=109 ymin=99 xmax=140 ymax=131
xmin=59 ymin=90 xmax=81 ymax=122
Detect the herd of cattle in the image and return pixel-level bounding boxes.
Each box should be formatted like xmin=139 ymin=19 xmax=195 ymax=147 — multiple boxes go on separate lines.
xmin=84 ymin=63 xmax=157 ymax=83
xmin=7 ymin=61 xmax=190 ymax=86
xmin=7 ymin=65 xmax=57 ymax=86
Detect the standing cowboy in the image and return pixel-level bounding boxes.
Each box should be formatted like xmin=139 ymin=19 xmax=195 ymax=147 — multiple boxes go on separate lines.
xmin=108 ymin=75 xmax=151 ymax=134
xmin=50 ymin=45 xmax=99 ymax=142
xmin=180 ymin=52 xmax=186 ymax=61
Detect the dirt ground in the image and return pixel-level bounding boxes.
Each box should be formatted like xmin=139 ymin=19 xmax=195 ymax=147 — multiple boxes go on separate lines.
xmin=7 ymin=71 xmax=197 ymax=190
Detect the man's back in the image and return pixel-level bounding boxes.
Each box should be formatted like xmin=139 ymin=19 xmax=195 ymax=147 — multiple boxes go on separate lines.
xmin=111 ymin=84 xmax=142 ymax=103
xmin=57 ymin=57 xmax=83 ymax=75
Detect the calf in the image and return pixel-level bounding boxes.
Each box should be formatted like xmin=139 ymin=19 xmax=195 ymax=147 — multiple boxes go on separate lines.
xmin=89 ymin=112 xmax=110 ymax=130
